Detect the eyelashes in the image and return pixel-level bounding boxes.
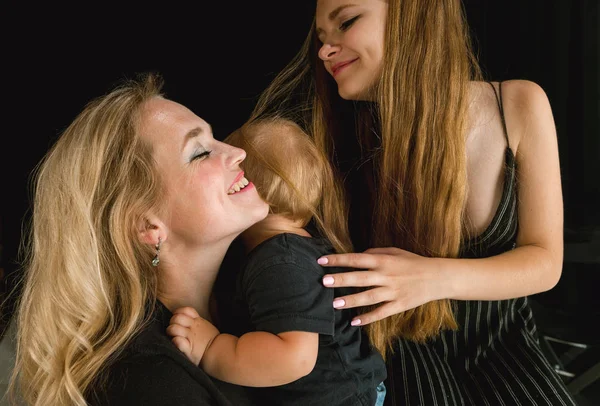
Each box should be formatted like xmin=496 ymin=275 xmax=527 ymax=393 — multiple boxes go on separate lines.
xmin=191 ymin=150 xmax=212 ymax=162
xmin=340 ymin=15 xmax=360 ymax=31
xmin=316 ymin=14 xmax=361 ymax=44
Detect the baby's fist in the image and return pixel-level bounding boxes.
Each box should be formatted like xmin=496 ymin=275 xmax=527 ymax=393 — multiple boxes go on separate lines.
xmin=166 ymin=306 xmax=219 ymax=366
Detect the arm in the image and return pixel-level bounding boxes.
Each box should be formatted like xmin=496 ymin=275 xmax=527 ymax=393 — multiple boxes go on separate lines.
xmin=168 ymin=306 xmax=318 ymax=386
xmin=201 ymin=329 xmax=318 ymax=387
xmin=318 ymin=80 xmax=563 ymax=325
xmin=168 ymin=309 xmax=319 ymax=387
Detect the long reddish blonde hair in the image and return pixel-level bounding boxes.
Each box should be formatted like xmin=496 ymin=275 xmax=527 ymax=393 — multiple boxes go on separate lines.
xmin=249 ymin=0 xmax=483 ymax=359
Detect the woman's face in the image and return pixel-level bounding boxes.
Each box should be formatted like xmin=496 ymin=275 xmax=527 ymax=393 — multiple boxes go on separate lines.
xmin=139 ymin=97 xmax=269 ymax=247
xmin=316 ymin=0 xmax=388 ymax=101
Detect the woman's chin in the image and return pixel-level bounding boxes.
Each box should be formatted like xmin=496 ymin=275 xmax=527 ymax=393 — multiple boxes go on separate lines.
xmin=338 ymin=87 xmax=360 ymax=101
xmin=337 ymin=85 xmax=374 ymax=102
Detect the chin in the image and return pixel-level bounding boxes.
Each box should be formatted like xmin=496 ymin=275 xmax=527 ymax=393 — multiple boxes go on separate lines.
xmin=341 ymin=87 xmax=379 ymax=102
xmin=254 ymin=203 xmax=270 ymax=222
xmin=337 ymin=87 xmax=360 ymax=101
xmin=337 ymin=81 xmax=374 ymax=101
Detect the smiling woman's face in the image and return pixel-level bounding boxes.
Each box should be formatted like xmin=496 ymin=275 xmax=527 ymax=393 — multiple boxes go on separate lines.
xmin=139 ymin=97 xmax=269 ymax=247
xmin=315 ymin=0 xmax=388 ymax=101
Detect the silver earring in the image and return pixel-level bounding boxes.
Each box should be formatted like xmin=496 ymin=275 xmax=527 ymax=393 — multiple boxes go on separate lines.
xmin=152 ymin=237 xmax=161 ymax=267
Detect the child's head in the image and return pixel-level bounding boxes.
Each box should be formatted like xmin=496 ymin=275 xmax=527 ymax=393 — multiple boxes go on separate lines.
xmin=225 ymin=117 xmax=326 ymax=227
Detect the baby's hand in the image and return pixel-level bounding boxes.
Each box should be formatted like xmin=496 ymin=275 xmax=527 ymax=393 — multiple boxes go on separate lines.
xmin=166 ymin=306 xmax=219 ymax=366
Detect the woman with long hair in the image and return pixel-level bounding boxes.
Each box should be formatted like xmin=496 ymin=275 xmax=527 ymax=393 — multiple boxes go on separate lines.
xmin=247 ymin=1 xmax=577 ymax=404
xmin=8 ymin=72 xmax=268 ymax=405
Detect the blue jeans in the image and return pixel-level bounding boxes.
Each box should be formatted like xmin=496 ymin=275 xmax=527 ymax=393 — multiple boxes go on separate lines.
xmin=375 ymin=381 xmax=386 ymax=406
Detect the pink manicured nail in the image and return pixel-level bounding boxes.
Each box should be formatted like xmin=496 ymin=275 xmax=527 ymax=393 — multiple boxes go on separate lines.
xmin=322 ymin=276 xmax=334 ymax=286
xmin=351 ymin=319 xmax=361 ymax=326
xmin=333 ymin=299 xmax=345 ymax=308
xmin=317 ymin=257 xmax=329 ymax=265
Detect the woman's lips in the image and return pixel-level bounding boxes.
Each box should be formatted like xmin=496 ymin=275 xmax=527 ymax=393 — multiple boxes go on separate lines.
xmin=332 ymin=58 xmax=358 ymax=77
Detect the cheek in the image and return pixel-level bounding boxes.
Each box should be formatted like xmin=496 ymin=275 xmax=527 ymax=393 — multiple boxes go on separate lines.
xmin=191 ymin=172 xmax=223 ymax=206
xmin=344 ymin=30 xmax=363 ymax=52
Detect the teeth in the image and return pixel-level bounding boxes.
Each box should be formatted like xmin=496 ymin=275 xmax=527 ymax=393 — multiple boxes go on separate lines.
xmin=228 ymin=176 xmax=250 ymax=194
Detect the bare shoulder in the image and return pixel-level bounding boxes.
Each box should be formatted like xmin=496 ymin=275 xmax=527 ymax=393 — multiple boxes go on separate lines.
xmin=470 ymin=80 xmax=555 ymax=154
xmin=499 ymin=80 xmax=555 ymax=151
xmin=500 ymin=79 xmax=552 ymax=113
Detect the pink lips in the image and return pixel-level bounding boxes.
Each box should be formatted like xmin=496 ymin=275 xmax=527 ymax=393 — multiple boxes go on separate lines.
xmin=331 ymin=58 xmax=358 ymax=77
xmin=228 ymin=171 xmax=244 ymax=191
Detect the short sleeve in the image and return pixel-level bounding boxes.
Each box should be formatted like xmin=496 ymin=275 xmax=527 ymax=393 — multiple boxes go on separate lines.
xmin=243 ymin=261 xmax=335 ymax=336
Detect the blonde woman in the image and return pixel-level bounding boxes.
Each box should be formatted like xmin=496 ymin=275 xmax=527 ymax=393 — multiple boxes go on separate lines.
xmin=168 ymin=117 xmax=388 ymax=406
xmin=9 ymin=72 xmax=268 ymax=405
xmin=247 ymin=0 xmax=577 ymax=405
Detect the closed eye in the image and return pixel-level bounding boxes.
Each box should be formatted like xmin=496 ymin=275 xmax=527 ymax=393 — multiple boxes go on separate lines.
xmin=340 ymin=15 xmax=359 ymax=31
xmin=191 ymin=150 xmax=212 ymax=162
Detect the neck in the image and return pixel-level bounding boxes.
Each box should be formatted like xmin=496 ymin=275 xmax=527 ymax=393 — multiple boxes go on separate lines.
xmin=157 ymin=239 xmax=232 ymax=323
xmin=240 ymin=213 xmax=311 ymax=253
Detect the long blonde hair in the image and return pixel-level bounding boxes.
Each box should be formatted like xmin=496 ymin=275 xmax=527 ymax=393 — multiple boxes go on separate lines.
xmin=9 ymin=72 xmax=167 ymax=405
xmin=225 ymin=117 xmax=353 ymax=254
xmin=250 ymin=0 xmax=483 ymax=359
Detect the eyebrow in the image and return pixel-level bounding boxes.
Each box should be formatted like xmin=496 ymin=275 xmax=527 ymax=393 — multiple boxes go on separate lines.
xmin=316 ymin=4 xmax=357 ymax=36
xmin=182 ymin=125 xmax=212 ymax=150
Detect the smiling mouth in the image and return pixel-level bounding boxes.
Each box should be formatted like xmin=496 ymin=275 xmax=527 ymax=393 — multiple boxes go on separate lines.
xmin=332 ymin=58 xmax=358 ymax=76
xmin=227 ymin=176 xmax=250 ymax=194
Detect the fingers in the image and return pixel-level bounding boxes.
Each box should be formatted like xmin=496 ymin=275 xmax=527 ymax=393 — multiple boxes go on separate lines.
xmin=317 ymin=252 xmax=379 ymax=269
xmin=350 ymin=302 xmax=401 ymax=326
xmin=167 ymin=311 xmax=196 ymax=342
xmin=322 ymin=270 xmax=382 ymax=288
xmin=169 ymin=313 xmax=194 ymax=328
xmin=332 ymin=287 xmax=391 ymax=309
xmin=171 ymin=335 xmax=192 ymax=358
xmin=172 ymin=306 xmax=200 ymax=318
xmin=363 ymin=247 xmax=403 ymax=255
xmin=166 ymin=323 xmax=190 ymax=339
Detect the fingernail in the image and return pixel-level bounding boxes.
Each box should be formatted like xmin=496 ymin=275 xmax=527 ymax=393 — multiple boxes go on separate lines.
xmin=317 ymin=257 xmax=328 ymax=265
xmin=322 ymin=276 xmax=334 ymax=286
xmin=351 ymin=319 xmax=361 ymax=326
xmin=333 ymin=299 xmax=345 ymax=308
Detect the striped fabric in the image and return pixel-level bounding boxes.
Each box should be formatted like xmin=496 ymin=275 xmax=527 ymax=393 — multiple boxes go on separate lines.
xmin=384 ymin=82 xmax=578 ymax=406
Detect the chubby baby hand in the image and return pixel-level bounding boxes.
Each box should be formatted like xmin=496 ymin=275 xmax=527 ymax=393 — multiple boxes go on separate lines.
xmin=166 ymin=306 xmax=219 ymax=366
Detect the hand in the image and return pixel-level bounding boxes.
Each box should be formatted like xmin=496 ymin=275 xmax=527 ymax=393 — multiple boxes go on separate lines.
xmin=318 ymin=247 xmax=445 ymax=326
xmin=166 ymin=306 xmax=220 ymax=366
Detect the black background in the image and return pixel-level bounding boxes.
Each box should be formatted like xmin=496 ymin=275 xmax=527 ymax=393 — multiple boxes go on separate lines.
xmin=1 ymin=0 xmax=598 ymax=326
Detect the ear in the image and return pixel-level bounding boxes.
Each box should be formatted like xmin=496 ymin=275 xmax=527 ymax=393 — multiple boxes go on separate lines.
xmin=137 ymin=215 xmax=167 ymax=246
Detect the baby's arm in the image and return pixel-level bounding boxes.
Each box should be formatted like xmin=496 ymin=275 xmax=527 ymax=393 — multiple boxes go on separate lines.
xmin=167 ymin=306 xmax=318 ymax=387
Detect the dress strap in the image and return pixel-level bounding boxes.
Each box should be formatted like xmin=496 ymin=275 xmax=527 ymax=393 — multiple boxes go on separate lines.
xmin=487 ymin=81 xmax=510 ymax=148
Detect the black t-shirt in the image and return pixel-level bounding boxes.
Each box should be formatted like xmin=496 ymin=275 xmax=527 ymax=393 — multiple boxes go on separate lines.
xmin=88 ymin=300 xmax=253 ymax=406
xmin=231 ymin=233 xmax=387 ymax=406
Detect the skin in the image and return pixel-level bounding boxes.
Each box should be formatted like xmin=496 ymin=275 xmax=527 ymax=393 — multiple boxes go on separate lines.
xmin=314 ymin=0 xmax=564 ymax=326
xmin=137 ymin=96 xmax=269 ymax=322
xmin=316 ymin=0 xmax=387 ymax=100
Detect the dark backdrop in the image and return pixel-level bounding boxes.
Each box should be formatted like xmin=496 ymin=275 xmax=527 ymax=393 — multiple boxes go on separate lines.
xmin=1 ymin=1 xmax=598 ymax=332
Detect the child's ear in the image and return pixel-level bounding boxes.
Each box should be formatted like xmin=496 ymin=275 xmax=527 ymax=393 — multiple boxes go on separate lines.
xmin=137 ymin=215 xmax=167 ymax=246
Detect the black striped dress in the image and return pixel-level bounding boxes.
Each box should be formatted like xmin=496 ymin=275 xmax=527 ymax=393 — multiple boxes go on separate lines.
xmin=382 ymin=82 xmax=578 ymax=406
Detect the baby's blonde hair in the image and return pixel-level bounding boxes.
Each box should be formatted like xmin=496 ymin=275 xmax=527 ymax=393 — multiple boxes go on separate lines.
xmin=226 ymin=117 xmax=352 ymax=254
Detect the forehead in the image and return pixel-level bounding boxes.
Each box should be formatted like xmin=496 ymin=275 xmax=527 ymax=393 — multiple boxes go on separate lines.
xmin=316 ymin=0 xmax=369 ymax=26
xmin=139 ymin=97 xmax=209 ymax=142
xmin=316 ymin=0 xmax=364 ymax=14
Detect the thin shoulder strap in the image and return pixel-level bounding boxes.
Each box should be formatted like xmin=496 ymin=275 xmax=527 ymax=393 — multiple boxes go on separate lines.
xmin=487 ymin=81 xmax=510 ymax=147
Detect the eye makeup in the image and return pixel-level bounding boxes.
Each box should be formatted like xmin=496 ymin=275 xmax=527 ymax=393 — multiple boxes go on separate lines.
xmin=340 ymin=15 xmax=360 ymax=31
xmin=190 ymin=149 xmax=212 ymax=162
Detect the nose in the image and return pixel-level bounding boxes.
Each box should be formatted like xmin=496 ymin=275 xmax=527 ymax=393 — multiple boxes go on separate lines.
xmin=223 ymin=142 xmax=246 ymax=168
xmin=318 ymin=42 xmax=340 ymax=61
